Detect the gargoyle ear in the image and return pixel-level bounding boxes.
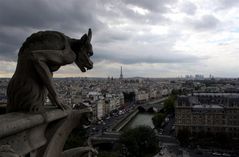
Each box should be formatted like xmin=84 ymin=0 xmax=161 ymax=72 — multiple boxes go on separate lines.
xmin=81 ymin=34 xmax=88 ymax=43
xmin=88 ymin=28 xmax=92 ymax=42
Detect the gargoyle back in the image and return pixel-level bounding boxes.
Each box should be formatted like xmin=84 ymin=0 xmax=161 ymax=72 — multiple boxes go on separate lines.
xmin=19 ymin=31 xmax=67 ymax=55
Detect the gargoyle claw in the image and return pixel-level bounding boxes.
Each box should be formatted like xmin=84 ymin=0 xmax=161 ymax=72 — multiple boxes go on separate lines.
xmin=58 ymin=103 xmax=72 ymax=111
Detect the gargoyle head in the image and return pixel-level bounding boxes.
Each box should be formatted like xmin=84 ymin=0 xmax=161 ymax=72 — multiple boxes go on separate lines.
xmin=71 ymin=29 xmax=93 ymax=72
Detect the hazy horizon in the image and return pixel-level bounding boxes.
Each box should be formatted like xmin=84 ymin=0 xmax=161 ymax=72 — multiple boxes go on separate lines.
xmin=0 ymin=75 xmax=238 ymax=79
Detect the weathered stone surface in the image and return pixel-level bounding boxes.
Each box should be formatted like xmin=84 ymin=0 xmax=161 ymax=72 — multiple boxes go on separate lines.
xmin=0 ymin=108 xmax=96 ymax=157
xmin=0 ymin=145 xmax=19 ymax=157
xmin=62 ymin=147 xmax=98 ymax=157
xmin=0 ymin=109 xmax=69 ymax=155
xmin=0 ymin=109 xmax=69 ymax=139
xmin=43 ymin=108 xmax=95 ymax=157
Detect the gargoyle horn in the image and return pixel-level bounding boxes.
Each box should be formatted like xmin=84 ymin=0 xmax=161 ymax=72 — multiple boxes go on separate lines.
xmin=88 ymin=28 xmax=92 ymax=42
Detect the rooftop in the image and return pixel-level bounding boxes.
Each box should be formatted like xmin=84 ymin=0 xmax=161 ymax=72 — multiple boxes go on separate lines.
xmin=193 ymin=104 xmax=224 ymax=109
xmin=193 ymin=93 xmax=239 ymax=97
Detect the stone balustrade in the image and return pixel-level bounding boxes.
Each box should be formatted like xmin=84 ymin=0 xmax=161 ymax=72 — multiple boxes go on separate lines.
xmin=0 ymin=108 xmax=97 ymax=157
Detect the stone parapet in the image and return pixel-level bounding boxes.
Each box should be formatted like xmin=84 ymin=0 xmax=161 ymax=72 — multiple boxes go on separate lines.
xmin=0 ymin=108 xmax=97 ymax=157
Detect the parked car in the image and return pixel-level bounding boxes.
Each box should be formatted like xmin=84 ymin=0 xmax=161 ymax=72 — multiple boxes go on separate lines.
xmin=212 ymin=152 xmax=221 ymax=156
xmin=171 ymin=125 xmax=175 ymax=130
xmin=222 ymin=153 xmax=231 ymax=157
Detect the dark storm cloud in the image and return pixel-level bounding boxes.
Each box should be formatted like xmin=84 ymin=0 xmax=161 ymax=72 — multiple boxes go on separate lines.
xmin=0 ymin=0 xmax=104 ymax=31
xmin=0 ymin=42 xmax=17 ymax=60
xmin=94 ymin=29 xmax=133 ymax=44
xmin=0 ymin=0 xmax=208 ymax=67
xmin=0 ymin=27 xmax=29 ymax=61
xmin=93 ymin=49 xmax=206 ymax=65
xmin=0 ymin=0 xmax=177 ymax=61
xmin=0 ymin=0 xmax=105 ymax=61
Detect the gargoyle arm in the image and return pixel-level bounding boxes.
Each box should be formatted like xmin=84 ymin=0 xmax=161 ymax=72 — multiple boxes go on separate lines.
xmin=31 ymin=49 xmax=76 ymax=65
xmin=30 ymin=49 xmax=75 ymax=109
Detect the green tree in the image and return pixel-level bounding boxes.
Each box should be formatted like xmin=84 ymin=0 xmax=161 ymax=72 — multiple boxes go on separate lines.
xmin=152 ymin=113 xmax=165 ymax=131
xmin=164 ymin=96 xmax=175 ymax=113
xmin=120 ymin=126 xmax=159 ymax=157
xmin=171 ymin=89 xmax=183 ymax=96
xmin=214 ymin=132 xmax=231 ymax=148
xmin=177 ymin=129 xmax=191 ymax=146
xmin=64 ymin=126 xmax=88 ymax=150
xmin=98 ymin=151 xmax=118 ymax=157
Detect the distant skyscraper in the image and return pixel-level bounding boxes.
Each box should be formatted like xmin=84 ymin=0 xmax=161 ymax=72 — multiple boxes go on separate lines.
xmin=120 ymin=66 xmax=123 ymax=79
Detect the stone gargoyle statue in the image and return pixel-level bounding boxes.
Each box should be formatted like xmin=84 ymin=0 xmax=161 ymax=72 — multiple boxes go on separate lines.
xmin=7 ymin=29 xmax=93 ymax=112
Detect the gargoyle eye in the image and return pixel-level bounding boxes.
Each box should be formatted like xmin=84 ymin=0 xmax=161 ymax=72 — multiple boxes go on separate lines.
xmin=88 ymin=51 xmax=93 ymax=57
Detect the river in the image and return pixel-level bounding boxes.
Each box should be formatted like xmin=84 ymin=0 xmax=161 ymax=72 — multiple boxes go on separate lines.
xmin=122 ymin=112 xmax=155 ymax=131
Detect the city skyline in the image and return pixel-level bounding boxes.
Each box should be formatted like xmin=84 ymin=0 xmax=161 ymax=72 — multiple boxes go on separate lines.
xmin=0 ymin=0 xmax=239 ymax=78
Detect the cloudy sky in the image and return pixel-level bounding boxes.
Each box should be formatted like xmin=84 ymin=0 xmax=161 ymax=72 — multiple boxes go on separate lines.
xmin=0 ymin=0 xmax=239 ymax=78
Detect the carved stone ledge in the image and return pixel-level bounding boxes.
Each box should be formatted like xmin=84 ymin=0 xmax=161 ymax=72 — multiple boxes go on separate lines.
xmin=0 ymin=108 xmax=95 ymax=157
xmin=0 ymin=109 xmax=70 ymax=139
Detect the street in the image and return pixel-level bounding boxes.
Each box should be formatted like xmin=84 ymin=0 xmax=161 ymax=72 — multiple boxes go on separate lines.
xmin=88 ymin=104 xmax=136 ymax=136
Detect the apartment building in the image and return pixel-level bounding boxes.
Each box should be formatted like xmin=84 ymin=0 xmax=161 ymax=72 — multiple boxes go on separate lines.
xmin=175 ymin=93 xmax=239 ymax=137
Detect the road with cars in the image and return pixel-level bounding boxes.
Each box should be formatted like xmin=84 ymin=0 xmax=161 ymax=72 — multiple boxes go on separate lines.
xmin=88 ymin=104 xmax=136 ymax=136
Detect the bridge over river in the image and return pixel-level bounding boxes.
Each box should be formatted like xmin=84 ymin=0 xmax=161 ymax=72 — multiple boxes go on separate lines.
xmin=90 ymin=97 xmax=169 ymax=145
xmin=111 ymin=97 xmax=168 ymax=131
xmin=137 ymin=97 xmax=168 ymax=112
xmin=90 ymin=131 xmax=178 ymax=146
